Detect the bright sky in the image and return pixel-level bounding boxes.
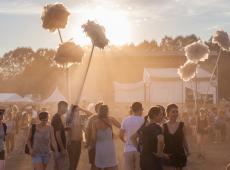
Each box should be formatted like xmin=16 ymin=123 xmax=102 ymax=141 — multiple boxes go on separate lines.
xmin=1 ymin=0 xmax=230 ymax=56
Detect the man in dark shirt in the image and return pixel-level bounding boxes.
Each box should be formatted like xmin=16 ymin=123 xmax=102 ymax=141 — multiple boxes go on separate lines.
xmin=51 ymin=101 xmax=68 ymax=170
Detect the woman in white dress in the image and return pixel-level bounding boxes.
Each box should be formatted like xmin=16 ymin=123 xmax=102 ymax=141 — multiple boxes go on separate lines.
xmin=92 ymin=105 xmax=120 ymax=170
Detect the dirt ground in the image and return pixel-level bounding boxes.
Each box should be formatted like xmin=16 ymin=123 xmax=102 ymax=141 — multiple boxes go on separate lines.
xmin=6 ymin=125 xmax=230 ymax=170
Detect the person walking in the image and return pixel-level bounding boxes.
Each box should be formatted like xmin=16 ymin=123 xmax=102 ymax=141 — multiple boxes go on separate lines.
xmin=0 ymin=109 xmax=7 ymax=170
xmin=196 ymin=108 xmax=209 ymax=159
xmin=163 ymin=104 xmax=190 ymax=170
xmin=5 ymin=108 xmax=16 ymax=155
xmin=131 ymin=106 xmax=165 ymax=170
xmin=51 ymin=101 xmax=69 ymax=170
xmin=91 ymin=105 xmax=120 ymax=170
xmin=119 ymin=102 xmax=144 ymax=170
xmin=85 ymin=102 xmax=103 ymax=170
xmin=27 ymin=112 xmax=58 ymax=170
xmin=66 ymin=105 xmax=93 ymax=170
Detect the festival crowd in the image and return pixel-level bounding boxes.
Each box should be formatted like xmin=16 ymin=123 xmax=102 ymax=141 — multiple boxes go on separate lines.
xmin=0 ymin=100 xmax=228 ymax=170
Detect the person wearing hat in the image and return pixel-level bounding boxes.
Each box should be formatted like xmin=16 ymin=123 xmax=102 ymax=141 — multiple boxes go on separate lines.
xmin=0 ymin=109 xmax=7 ymax=170
xmin=27 ymin=112 xmax=58 ymax=170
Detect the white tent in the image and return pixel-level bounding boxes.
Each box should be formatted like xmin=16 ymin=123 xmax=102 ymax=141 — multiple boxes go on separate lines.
xmin=0 ymin=93 xmax=33 ymax=103
xmin=113 ymin=81 xmax=145 ymax=103
xmin=43 ymin=87 xmax=67 ymax=103
xmin=0 ymin=93 xmax=18 ymax=102
xmin=113 ymin=68 xmax=216 ymax=105
xmin=143 ymin=68 xmax=217 ymax=104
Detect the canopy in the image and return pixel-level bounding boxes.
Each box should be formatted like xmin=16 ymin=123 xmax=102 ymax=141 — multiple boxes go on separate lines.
xmin=143 ymin=68 xmax=216 ymax=104
xmin=43 ymin=87 xmax=67 ymax=103
xmin=144 ymin=68 xmax=213 ymax=82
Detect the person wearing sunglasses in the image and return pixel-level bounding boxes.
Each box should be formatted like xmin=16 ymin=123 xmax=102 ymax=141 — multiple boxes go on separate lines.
xmin=27 ymin=112 xmax=58 ymax=170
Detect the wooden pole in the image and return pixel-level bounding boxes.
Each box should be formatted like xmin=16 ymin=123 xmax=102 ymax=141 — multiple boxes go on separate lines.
xmin=58 ymin=29 xmax=63 ymax=43
xmin=76 ymin=44 xmax=95 ymax=104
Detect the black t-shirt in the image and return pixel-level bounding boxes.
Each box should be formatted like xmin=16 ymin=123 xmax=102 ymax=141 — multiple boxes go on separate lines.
xmin=139 ymin=123 xmax=162 ymax=154
xmin=51 ymin=113 xmax=66 ymax=152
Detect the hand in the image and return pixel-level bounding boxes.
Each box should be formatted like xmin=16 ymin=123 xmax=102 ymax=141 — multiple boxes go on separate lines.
xmin=162 ymin=153 xmax=171 ymax=159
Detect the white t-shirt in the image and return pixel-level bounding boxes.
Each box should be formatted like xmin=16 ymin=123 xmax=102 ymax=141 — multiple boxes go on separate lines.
xmin=121 ymin=115 xmax=144 ymax=153
xmin=32 ymin=110 xmax=38 ymax=118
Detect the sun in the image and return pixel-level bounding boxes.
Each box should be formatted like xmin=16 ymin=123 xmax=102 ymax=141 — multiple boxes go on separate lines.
xmin=70 ymin=7 xmax=132 ymax=46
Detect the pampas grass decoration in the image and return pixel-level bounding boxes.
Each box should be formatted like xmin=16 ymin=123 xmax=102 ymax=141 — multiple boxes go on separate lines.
xmin=55 ymin=42 xmax=84 ymax=66
xmin=212 ymin=30 xmax=230 ymax=51
xmin=185 ymin=40 xmax=210 ymax=63
xmin=178 ymin=61 xmax=198 ymax=81
xmin=41 ymin=3 xmax=70 ymax=32
xmin=82 ymin=20 xmax=109 ymax=49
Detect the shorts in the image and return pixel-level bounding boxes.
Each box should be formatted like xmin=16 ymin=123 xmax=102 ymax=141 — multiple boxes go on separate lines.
xmin=88 ymin=147 xmax=96 ymax=164
xmin=32 ymin=153 xmax=50 ymax=164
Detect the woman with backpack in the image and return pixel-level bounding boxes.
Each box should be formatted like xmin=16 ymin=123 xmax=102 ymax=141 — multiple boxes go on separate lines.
xmin=0 ymin=109 xmax=7 ymax=170
xmin=91 ymin=105 xmax=120 ymax=170
xmin=131 ymin=106 xmax=165 ymax=170
xmin=26 ymin=112 xmax=58 ymax=170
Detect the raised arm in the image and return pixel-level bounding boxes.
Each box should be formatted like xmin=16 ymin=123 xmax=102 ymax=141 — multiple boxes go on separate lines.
xmin=79 ymin=107 xmax=94 ymax=117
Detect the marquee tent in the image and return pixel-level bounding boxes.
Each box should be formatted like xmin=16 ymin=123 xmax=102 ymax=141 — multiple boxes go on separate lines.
xmin=113 ymin=68 xmax=216 ymax=105
xmin=0 ymin=93 xmax=33 ymax=103
xmin=144 ymin=68 xmax=217 ymax=104
xmin=43 ymin=87 xmax=67 ymax=103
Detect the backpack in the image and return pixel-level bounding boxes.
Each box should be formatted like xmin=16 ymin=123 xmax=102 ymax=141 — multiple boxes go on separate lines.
xmin=25 ymin=124 xmax=36 ymax=154
xmin=137 ymin=117 xmax=148 ymax=153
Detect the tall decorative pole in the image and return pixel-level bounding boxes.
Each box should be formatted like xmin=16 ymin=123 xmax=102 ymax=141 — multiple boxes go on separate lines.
xmin=178 ymin=40 xmax=210 ymax=113
xmin=76 ymin=20 xmax=109 ymax=104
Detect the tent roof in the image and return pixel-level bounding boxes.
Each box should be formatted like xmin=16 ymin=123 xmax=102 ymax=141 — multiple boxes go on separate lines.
xmin=0 ymin=93 xmax=20 ymax=102
xmin=43 ymin=87 xmax=66 ymax=103
xmin=144 ymin=67 xmax=212 ymax=82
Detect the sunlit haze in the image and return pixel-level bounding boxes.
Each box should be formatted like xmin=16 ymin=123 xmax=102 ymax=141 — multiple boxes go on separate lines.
xmin=72 ymin=7 xmax=132 ymax=45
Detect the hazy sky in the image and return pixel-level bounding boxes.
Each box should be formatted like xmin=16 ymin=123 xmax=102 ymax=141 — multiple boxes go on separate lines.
xmin=1 ymin=0 xmax=230 ymax=55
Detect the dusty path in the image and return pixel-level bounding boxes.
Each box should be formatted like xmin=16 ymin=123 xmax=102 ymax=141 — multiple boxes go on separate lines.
xmin=6 ymin=127 xmax=230 ymax=170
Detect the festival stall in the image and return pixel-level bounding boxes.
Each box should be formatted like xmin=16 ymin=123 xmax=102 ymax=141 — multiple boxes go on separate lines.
xmin=113 ymin=68 xmax=216 ymax=105
xmin=144 ymin=68 xmax=217 ymax=105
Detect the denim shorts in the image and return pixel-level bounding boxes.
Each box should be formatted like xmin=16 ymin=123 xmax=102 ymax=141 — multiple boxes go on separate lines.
xmin=32 ymin=153 xmax=50 ymax=164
